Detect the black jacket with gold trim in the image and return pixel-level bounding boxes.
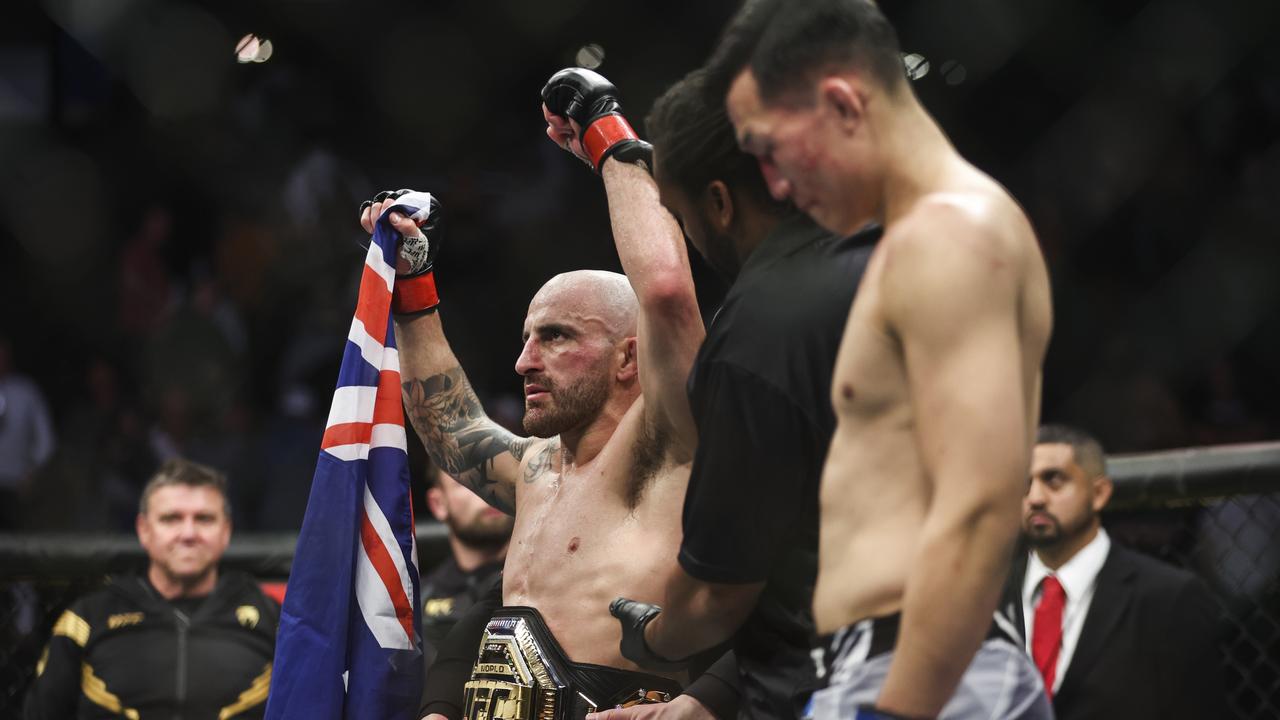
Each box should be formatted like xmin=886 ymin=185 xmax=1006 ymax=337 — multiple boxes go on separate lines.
xmin=24 ymin=571 xmax=278 ymax=720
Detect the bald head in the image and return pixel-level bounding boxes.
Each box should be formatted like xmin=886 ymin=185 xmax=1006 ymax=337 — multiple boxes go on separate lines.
xmin=517 ymin=270 xmax=641 ymax=438
xmin=529 ymin=270 xmax=638 ymax=341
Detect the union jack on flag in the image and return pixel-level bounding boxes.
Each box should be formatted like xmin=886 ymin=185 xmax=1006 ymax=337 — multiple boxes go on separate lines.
xmin=265 ymin=196 xmax=435 ymax=719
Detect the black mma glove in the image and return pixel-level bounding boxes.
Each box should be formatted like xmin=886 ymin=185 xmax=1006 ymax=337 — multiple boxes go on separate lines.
xmin=541 ymin=68 xmax=653 ymax=172
xmin=609 ymin=598 xmax=690 ymax=672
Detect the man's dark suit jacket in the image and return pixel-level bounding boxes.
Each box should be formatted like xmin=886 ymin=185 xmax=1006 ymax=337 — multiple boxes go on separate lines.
xmin=1004 ymin=541 xmax=1226 ymax=720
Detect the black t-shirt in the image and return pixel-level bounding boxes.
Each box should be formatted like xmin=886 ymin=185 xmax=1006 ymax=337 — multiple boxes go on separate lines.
xmin=680 ymin=214 xmax=879 ymax=718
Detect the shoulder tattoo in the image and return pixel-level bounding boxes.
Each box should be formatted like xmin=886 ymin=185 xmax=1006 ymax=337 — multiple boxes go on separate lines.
xmin=522 ymin=438 xmax=559 ymax=484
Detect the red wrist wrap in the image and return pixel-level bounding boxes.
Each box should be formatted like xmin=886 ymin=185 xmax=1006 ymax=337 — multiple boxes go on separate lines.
xmin=583 ymin=115 xmax=639 ymax=171
xmin=392 ymin=271 xmax=439 ymax=315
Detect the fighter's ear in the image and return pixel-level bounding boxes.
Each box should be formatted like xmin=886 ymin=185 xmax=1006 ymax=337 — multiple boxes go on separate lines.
xmin=705 ymin=180 xmax=735 ymax=233
xmin=615 ymin=336 xmax=639 ymax=383
xmin=818 ymin=76 xmax=866 ymax=132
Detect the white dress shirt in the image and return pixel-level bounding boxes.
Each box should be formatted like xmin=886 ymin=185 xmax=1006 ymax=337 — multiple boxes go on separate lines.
xmin=1022 ymin=528 xmax=1112 ymax=693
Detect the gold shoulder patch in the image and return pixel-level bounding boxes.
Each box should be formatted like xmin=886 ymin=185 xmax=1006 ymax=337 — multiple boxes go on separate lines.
xmin=53 ymin=611 xmax=90 ymax=647
xmin=82 ymin=663 xmax=140 ymax=719
xmin=235 ymin=605 xmax=261 ymax=630
xmin=108 ymin=612 xmax=145 ymax=629
xmin=424 ymin=597 xmax=455 ymax=617
xmin=219 ymin=663 xmax=271 ymax=719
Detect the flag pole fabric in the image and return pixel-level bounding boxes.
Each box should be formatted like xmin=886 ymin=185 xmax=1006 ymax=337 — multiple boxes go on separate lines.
xmin=265 ymin=195 xmax=435 ymax=719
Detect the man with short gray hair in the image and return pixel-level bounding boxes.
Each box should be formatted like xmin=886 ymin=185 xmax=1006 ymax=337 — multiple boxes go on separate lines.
xmin=25 ymin=458 xmax=279 ymax=719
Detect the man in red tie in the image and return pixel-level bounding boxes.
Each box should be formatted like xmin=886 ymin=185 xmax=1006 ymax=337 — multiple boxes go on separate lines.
xmin=1020 ymin=424 xmax=1225 ymax=719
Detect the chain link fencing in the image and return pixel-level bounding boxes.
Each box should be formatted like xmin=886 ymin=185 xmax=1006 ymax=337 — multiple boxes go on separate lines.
xmin=1 ymin=445 xmax=1277 ymax=718
xmin=1105 ymin=443 xmax=1280 ymax=719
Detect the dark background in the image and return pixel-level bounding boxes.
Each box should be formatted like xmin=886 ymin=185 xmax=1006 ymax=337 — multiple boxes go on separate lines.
xmin=2 ymin=0 xmax=1279 ymax=532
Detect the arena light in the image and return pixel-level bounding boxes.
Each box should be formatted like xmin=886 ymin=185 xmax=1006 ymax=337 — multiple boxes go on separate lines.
xmin=902 ymin=52 xmax=930 ymax=81
xmin=940 ymin=60 xmax=967 ymax=86
xmin=575 ymin=43 xmax=605 ymax=69
xmin=235 ymin=33 xmax=273 ymax=64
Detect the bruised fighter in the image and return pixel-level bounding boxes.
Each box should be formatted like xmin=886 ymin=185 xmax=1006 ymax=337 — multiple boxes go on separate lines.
xmin=722 ymin=1 xmax=1054 ymax=717
xmin=360 ymin=68 xmax=704 ymax=718
xmin=620 ymin=1 xmax=1054 ymax=718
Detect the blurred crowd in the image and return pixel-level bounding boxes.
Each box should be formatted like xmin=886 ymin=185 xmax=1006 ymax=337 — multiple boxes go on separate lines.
xmin=2 ymin=0 xmax=1279 ymax=535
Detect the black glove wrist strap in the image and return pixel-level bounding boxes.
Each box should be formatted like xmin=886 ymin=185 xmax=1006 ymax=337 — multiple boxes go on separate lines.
xmin=610 ymin=599 xmax=690 ymax=672
xmin=599 ymin=139 xmax=653 ymax=175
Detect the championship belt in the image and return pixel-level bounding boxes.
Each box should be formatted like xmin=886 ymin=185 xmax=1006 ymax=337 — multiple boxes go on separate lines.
xmin=463 ymin=606 xmax=682 ymax=720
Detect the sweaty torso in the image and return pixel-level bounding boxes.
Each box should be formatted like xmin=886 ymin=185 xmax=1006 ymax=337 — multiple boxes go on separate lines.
xmin=502 ymin=400 xmax=687 ymax=676
xmin=812 ymin=164 xmax=1052 ymax=634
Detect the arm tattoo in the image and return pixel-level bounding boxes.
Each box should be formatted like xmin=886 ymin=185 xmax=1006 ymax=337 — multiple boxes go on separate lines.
xmin=401 ymin=367 xmax=529 ymax=512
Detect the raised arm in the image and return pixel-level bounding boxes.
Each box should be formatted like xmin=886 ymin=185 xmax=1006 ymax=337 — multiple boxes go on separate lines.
xmin=360 ymin=193 xmax=545 ymax=514
xmin=396 ymin=313 xmax=535 ymax=515
xmin=875 ymin=203 xmax=1036 ymax=716
xmin=541 ymin=69 xmax=704 ymax=458
xmin=600 ymin=159 xmax=703 ymax=455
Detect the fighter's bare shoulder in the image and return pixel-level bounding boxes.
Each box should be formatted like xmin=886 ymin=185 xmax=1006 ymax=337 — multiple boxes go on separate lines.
xmin=878 ymin=189 xmax=1033 ymax=318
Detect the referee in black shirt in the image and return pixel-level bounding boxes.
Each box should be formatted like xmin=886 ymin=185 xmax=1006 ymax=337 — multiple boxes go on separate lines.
xmin=607 ymin=68 xmax=878 ymax=719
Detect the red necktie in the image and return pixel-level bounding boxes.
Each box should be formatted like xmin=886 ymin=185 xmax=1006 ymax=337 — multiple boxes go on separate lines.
xmin=1031 ymin=574 xmax=1066 ymax=699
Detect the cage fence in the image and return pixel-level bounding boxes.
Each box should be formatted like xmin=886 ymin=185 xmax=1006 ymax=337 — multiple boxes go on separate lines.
xmin=1 ymin=446 xmax=1278 ymax=718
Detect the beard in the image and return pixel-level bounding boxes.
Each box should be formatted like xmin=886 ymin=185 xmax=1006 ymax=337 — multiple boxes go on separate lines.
xmin=448 ymin=514 xmax=514 ymax=551
xmin=1023 ymin=512 xmax=1064 ymax=547
xmin=1024 ymin=508 xmax=1098 ymax=549
xmin=522 ymin=371 xmax=610 ymax=438
xmin=702 ymin=233 xmax=743 ymax=283
xmin=690 ymin=223 xmax=742 ymax=283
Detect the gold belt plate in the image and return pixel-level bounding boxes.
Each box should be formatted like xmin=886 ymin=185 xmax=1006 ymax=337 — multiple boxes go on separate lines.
xmin=463 ymin=615 xmax=565 ymax=720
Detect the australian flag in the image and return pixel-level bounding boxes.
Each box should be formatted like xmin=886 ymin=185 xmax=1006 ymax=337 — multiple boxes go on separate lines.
xmin=265 ymin=196 xmax=434 ymax=719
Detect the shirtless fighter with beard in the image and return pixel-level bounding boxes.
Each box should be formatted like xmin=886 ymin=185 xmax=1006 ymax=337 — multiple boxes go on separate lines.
xmin=358 ymin=68 xmax=704 ymax=720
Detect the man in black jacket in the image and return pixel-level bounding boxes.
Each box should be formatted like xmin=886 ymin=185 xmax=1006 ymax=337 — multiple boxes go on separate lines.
xmin=1012 ymin=424 xmax=1225 ymax=720
xmin=25 ymin=458 xmax=278 ymax=720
